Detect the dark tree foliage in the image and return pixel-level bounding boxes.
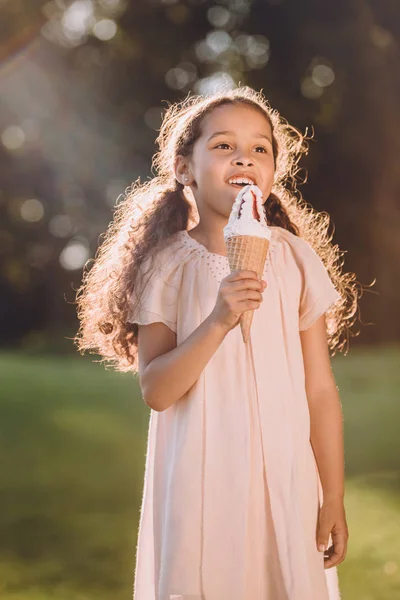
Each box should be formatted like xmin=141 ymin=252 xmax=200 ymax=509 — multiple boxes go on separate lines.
xmin=0 ymin=0 xmax=398 ymax=348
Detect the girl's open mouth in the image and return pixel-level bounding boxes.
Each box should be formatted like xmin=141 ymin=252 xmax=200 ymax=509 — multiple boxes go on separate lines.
xmin=228 ymin=182 xmax=252 ymax=190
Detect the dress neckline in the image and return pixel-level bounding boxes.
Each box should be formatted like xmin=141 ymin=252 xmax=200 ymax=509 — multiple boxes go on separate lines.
xmin=180 ymin=227 xmax=277 ymax=260
xmin=180 ymin=229 xmax=229 ymax=259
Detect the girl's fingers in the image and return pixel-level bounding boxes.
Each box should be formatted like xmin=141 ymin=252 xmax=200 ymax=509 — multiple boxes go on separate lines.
xmin=323 ymin=531 xmax=348 ymax=569
xmin=316 ymin=514 xmax=332 ymax=553
xmin=231 ymin=278 xmax=265 ymax=292
xmin=236 ymin=289 xmax=263 ymax=302
xmin=225 ymin=271 xmax=267 ymax=293
xmin=228 ymin=269 xmax=259 ymax=281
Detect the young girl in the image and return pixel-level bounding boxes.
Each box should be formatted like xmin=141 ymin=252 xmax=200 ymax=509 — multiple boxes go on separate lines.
xmin=76 ymin=86 xmax=361 ymax=600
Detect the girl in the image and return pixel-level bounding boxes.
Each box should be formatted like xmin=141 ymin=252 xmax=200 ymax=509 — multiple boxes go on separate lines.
xmin=76 ymin=86 xmax=361 ymax=600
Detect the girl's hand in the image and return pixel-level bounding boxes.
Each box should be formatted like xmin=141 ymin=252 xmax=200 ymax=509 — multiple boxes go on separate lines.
xmin=210 ymin=270 xmax=267 ymax=334
xmin=316 ymin=498 xmax=349 ymax=569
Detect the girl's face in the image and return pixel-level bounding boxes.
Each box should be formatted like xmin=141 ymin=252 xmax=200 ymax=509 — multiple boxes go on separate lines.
xmin=177 ymin=103 xmax=275 ymax=221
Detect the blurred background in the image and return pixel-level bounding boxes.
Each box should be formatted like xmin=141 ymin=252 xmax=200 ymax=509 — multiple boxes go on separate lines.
xmin=0 ymin=0 xmax=399 ymax=598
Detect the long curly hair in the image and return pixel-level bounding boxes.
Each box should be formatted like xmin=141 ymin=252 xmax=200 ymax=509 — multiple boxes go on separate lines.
xmin=75 ymin=86 xmax=362 ymax=372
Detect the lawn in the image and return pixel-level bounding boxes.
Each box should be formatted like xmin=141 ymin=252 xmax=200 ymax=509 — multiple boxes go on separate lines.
xmin=0 ymin=346 xmax=399 ymax=599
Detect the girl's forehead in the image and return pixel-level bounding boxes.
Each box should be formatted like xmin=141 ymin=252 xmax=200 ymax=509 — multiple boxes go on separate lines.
xmin=200 ymin=103 xmax=272 ymax=137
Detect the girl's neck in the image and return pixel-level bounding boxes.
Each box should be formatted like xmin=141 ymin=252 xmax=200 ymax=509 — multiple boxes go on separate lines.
xmin=187 ymin=225 xmax=228 ymax=257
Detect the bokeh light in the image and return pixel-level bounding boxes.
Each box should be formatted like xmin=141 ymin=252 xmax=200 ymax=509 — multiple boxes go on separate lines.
xmin=61 ymin=0 xmax=95 ymax=44
xmin=312 ymin=63 xmax=335 ymax=87
xmin=370 ymin=25 xmax=393 ymax=49
xmin=2 ymin=126 xmax=25 ymax=151
xmin=195 ymin=39 xmax=218 ymax=63
xmin=301 ymin=77 xmax=324 ymax=99
xmin=165 ymin=68 xmax=190 ymax=90
xmin=300 ymin=57 xmax=336 ymax=98
xmin=194 ymin=71 xmax=236 ymax=96
xmin=206 ymin=30 xmax=232 ymax=54
xmin=165 ymin=62 xmax=197 ymax=90
xmin=92 ymin=19 xmax=117 ymax=41
xmin=49 ymin=215 xmax=75 ymax=238
xmin=99 ymin=0 xmax=123 ymax=10
xmin=59 ymin=239 xmax=90 ymax=270
xmin=232 ymin=33 xmax=270 ymax=69
xmin=383 ymin=561 xmax=398 ymax=575
xmin=20 ymin=199 xmax=44 ymax=223
xmin=207 ymin=5 xmax=231 ymax=28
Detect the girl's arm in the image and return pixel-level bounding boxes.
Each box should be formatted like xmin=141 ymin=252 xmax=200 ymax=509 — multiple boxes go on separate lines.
xmin=137 ymin=270 xmax=264 ymax=412
xmin=138 ymin=314 xmax=228 ymax=412
xmin=300 ymin=315 xmax=344 ymax=500
xmin=300 ymin=314 xmax=349 ymax=567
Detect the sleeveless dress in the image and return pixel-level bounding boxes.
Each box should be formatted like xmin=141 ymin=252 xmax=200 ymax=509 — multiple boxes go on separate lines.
xmin=128 ymin=226 xmax=342 ymax=600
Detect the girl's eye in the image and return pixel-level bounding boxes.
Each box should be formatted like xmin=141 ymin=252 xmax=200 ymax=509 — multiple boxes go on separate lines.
xmin=215 ymin=143 xmax=268 ymax=153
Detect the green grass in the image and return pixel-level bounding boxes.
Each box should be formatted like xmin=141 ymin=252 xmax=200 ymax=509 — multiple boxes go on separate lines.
xmin=0 ymin=354 xmax=148 ymax=600
xmin=333 ymin=345 xmax=400 ymax=599
xmin=0 ymin=346 xmax=399 ymax=599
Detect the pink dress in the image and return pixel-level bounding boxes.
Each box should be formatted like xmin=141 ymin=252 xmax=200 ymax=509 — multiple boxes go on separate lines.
xmin=129 ymin=226 xmax=342 ymax=600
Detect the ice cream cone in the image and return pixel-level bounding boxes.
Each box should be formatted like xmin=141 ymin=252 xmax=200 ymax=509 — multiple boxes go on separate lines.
xmin=225 ymin=234 xmax=270 ymax=343
xmin=223 ymin=184 xmax=271 ymax=342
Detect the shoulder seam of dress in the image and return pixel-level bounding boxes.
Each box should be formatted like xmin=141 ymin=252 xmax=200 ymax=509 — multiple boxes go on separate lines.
xmin=273 ymin=227 xmax=316 ymax=256
xmin=273 ymin=226 xmax=304 ymax=243
xmin=149 ymin=231 xmax=201 ymax=290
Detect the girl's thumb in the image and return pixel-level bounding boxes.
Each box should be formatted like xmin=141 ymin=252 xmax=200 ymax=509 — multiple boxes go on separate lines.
xmin=317 ymin=524 xmax=330 ymax=552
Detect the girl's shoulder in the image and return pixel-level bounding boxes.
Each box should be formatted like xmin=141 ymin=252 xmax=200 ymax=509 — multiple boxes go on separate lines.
xmin=272 ymin=226 xmax=318 ymax=261
xmin=273 ymin=224 xmax=340 ymax=309
xmin=273 ymin=225 xmax=306 ymax=247
xmin=271 ymin=226 xmax=332 ymax=283
xmin=153 ymin=230 xmax=187 ymax=260
xmin=153 ymin=230 xmax=197 ymax=267
xmin=139 ymin=230 xmax=198 ymax=288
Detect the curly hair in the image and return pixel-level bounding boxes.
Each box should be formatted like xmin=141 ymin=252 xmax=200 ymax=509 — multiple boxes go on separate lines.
xmin=75 ymin=86 xmax=363 ymax=372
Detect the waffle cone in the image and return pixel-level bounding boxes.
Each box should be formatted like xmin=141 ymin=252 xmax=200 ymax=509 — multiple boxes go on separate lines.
xmin=225 ymin=235 xmax=270 ymax=343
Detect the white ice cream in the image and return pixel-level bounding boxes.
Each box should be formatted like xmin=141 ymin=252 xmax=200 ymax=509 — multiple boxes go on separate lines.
xmin=223 ymin=184 xmax=271 ymax=241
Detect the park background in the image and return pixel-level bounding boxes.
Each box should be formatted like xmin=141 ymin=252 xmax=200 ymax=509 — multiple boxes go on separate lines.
xmin=0 ymin=0 xmax=399 ymax=598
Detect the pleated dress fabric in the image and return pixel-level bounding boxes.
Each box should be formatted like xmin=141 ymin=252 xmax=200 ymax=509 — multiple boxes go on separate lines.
xmin=128 ymin=226 xmax=342 ymax=600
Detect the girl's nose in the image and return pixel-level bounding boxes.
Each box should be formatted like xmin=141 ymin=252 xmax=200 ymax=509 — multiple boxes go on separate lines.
xmin=233 ymin=157 xmax=254 ymax=167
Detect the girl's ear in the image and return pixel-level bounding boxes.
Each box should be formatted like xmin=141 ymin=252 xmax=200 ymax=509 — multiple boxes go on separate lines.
xmin=174 ymin=155 xmax=193 ymax=186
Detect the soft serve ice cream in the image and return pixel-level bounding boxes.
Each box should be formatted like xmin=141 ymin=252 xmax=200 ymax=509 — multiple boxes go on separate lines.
xmin=223 ymin=184 xmax=271 ymax=241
